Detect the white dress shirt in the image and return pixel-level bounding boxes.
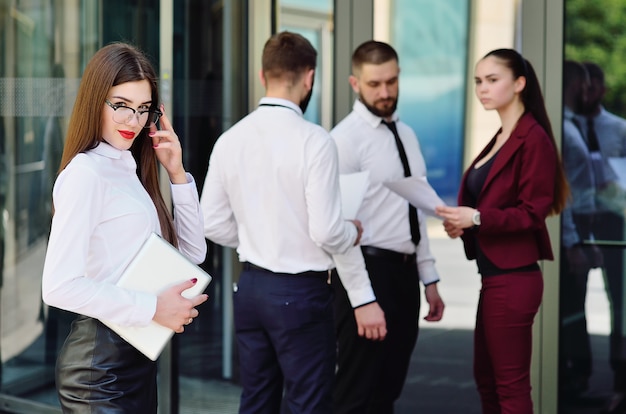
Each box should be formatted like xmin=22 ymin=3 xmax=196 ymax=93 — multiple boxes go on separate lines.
xmin=42 ymin=142 xmax=206 ymax=327
xmin=331 ymin=99 xmax=440 ymax=286
xmin=201 ymin=97 xmax=375 ymax=305
xmin=562 ymin=106 xmax=596 ymax=247
xmin=580 ymin=106 xmax=626 ymax=159
xmin=575 ymin=107 xmax=626 ymax=216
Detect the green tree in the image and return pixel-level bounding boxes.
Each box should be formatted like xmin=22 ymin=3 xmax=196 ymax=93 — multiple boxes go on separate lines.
xmin=565 ymin=0 xmax=626 ymax=116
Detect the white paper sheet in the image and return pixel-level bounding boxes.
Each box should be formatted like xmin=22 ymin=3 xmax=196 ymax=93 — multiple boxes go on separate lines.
xmin=339 ymin=171 xmax=370 ymax=219
xmin=608 ymin=157 xmax=626 ymax=189
xmin=383 ymin=176 xmax=446 ymax=218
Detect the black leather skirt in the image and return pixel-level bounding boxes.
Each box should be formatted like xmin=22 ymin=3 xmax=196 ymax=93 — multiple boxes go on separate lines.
xmin=56 ymin=315 xmax=157 ymax=413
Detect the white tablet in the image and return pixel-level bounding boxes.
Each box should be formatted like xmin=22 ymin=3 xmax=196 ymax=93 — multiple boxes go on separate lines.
xmin=100 ymin=233 xmax=212 ymax=361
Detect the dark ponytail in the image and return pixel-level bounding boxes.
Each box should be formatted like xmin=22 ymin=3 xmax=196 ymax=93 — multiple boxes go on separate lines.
xmin=484 ymin=49 xmax=569 ymax=215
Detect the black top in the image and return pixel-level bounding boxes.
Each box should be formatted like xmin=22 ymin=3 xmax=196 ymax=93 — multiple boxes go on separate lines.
xmin=466 ymin=153 xmax=540 ymax=276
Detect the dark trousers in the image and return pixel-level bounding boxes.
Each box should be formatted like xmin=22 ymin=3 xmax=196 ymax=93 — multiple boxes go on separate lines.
xmin=559 ymin=247 xmax=593 ymax=391
xmin=332 ymin=249 xmax=420 ymax=414
xmin=594 ymin=211 xmax=626 ymax=391
xmin=559 ymin=214 xmax=595 ymax=394
xmin=474 ymin=271 xmax=543 ymax=414
xmin=234 ymin=267 xmax=335 ymax=414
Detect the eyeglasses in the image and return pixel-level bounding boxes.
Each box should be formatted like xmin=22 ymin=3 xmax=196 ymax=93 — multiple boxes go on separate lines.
xmin=105 ymin=100 xmax=162 ymax=128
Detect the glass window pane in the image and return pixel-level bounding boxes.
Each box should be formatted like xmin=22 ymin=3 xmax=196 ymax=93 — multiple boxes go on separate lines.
xmin=0 ymin=2 xmax=87 ymax=407
xmin=279 ymin=0 xmax=334 ymax=129
xmin=172 ymin=0 xmax=244 ymax=410
xmin=0 ymin=1 xmax=160 ymax=410
xmin=389 ymin=0 xmax=469 ymax=204
xmin=560 ymin=1 xmax=626 ymax=412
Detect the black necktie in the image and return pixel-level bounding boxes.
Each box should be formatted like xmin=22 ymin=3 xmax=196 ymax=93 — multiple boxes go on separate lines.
xmin=382 ymin=120 xmax=421 ymax=245
xmin=586 ymin=116 xmax=600 ymax=152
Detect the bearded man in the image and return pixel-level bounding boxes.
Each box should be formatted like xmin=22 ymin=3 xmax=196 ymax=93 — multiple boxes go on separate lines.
xmin=330 ymin=40 xmax=445 ymax=413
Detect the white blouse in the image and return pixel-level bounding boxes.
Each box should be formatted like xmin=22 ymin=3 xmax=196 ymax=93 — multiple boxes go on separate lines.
xmin=42 ymin=142 xmax=206 ymax=327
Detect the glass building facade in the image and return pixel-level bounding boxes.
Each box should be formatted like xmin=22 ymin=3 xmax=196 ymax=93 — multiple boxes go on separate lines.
xmin=1 ymin=0 xmax=618 ymax=413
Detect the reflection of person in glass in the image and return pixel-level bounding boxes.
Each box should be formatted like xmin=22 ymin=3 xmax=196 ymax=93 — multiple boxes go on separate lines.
xmin=579 ymin=61 xmax=626 ymax=414
xmin=436 ymin=49 xmax=569 ymax=414
xmin=41 ymin=43 xmax=208 ymax=413
xmin=559 ymin=60 xmax=603 ymax=400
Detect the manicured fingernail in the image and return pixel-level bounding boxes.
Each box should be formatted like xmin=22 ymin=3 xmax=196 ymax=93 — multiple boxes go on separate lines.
xmin=191 ymin=278 xmax=198 ymax=284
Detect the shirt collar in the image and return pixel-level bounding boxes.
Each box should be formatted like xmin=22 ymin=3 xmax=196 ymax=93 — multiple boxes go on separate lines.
xmin=92 ymin=141 xmax=138 ymax=172
xmin=258 ymin=97 xmax=303 ymax=116
xmin=352 ymin=99 xmax=399 ymax=128
xmin=563 ymin=106 xmax=575 ymax=120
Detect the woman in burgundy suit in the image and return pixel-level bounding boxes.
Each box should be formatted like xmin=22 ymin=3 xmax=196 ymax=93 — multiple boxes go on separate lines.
xmin=436 ymin=49 xmax=569 ymax=414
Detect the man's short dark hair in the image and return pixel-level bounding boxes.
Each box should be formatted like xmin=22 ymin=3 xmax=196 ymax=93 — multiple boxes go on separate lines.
xmin=262 ymin=31 xmax=317 ymax=84
xmin=351 ymin=40 xmax=399 ymax=74
xmin=582 ymin=61 xmax=605 ymax=85
xmin=563 ymin=60 xmax=588 ymax=90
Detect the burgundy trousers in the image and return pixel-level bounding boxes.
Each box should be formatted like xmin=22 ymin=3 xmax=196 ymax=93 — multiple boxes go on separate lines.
xmin=474 ymin=271 xmax=543 ymax=414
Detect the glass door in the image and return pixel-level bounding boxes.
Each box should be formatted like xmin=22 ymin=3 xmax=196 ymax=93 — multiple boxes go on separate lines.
xmin=171 ymin=0 xmax=248 ymax=411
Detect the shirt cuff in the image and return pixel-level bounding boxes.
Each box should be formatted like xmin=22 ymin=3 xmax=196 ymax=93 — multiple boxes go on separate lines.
xmin=418 ymin=264 xmax=440 ymax=286
xmin=128 ymin=291 xmax=158 ymax=327
xmin=347 ymin=287 xmax=377 ymax=309
xmin=332 ymin=246 xmax=377 ymax=308
xmin=170 ymin=173 xmax=199 ymax=205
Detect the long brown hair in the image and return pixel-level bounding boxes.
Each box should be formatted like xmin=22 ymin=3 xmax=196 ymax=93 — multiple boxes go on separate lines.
xmin=58 ymin=42 xmax=177 ymax=245
xmin=483 ymin=49 xmax=569 ymax=216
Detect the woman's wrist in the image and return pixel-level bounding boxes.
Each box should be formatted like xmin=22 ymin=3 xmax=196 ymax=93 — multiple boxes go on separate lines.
xmin=472 ymin=209 xmax=481 ymax=226
xmin=169 ymin=170 xmax=188 ymax=184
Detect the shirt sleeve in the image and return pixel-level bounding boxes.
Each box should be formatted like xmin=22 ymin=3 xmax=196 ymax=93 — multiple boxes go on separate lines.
xmin=41 ymin=164 xmax=156 ymax=327
xmin=415 ymin=210 xmax=440 ymax=285
xmin=405 ymin=131 xmax=440 ymax=285
xmin=201 ymin=144 xmax=240 ymax=248
xmin=304 ymin=134 xmax=358 ymax=254
xmin=332 ymin=247 xmax=377 ymax=307
xmin=172 ymin=173 xmax=208 ymax=263
xmin=561 ymin=205 xmax=581 ymax=248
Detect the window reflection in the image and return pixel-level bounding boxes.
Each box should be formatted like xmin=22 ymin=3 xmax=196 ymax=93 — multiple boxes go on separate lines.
xmin=280 ymin=0 xmax=333 ymax=129
xmin=0 ymin=0 xmax=162 ymax=410
xmin=560 ymin=2 xmax=626 ymax=413
xmin=0 ymin=1 xmax=77 ymax=407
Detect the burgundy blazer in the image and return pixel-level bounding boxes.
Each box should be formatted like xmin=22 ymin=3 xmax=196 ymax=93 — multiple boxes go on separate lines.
xmin=459 ymin=112 xmax=556 ymax=269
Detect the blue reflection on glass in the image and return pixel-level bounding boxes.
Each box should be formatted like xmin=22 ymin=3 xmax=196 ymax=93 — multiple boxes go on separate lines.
xmin=392 ymin=0 xmax=469 ymax=204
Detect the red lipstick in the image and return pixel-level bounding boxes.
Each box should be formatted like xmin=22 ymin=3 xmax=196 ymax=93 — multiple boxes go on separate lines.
xmin=119 ymin=130 xmax=135 ymax=140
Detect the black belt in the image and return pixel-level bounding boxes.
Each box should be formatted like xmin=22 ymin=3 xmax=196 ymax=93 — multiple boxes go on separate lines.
xmin=243 ymin=262 xmax=329 ymax=280
xmin=361 ymin=246 xmax=416 ymax=264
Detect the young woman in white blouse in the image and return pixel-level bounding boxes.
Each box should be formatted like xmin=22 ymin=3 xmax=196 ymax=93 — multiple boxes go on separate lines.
xmin=41 ymin=42 xmax=208 ymax=413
